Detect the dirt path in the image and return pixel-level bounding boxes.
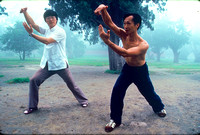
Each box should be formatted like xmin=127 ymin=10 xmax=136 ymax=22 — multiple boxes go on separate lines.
xmin=0 ymin=65 xmax=199 ymax=134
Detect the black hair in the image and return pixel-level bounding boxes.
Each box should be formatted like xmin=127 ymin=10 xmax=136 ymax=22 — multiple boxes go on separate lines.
xmin=123 ymin=13 xmax=141 ymax=30
xmin=43 ymin=10 xmax=58 ymax=21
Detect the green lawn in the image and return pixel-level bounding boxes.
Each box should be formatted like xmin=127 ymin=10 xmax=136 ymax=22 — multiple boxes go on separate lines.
xmin=0 ymin=58 xmax=40 ymax=66
xmin=148 ymin=61 xmax=200 ymax=69
xmin=68 ymin=56 xmax=109 ymax=66
xmin=0 ymin=58 xmax=200 ymax=74
xmin=0 ymin=57 xmax=109 ymax=67
xmin=148 ymin=60 xmax=200 ymax=74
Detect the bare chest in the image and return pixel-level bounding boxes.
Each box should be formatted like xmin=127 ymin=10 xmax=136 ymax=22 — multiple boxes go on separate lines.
xmin=123 ymin=41 xmax=139 ymax=49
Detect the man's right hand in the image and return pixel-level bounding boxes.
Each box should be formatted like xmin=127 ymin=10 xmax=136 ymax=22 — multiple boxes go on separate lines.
xmin=20 ymin=7 xmax=27 ymax=13
xmin=94 ymin=4 xmax=108 ymax=15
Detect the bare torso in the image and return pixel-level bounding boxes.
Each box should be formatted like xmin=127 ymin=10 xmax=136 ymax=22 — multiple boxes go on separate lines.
xmin=122 ymin=36 xmax=148 ymax=67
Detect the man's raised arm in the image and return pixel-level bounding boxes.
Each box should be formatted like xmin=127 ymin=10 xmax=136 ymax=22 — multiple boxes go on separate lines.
xmin=20 ymin=7 xmax=40 ymax=33
xmin=94 ymin=4 xmax=126 ymax=38
xmin=98 ymin=24 xmax=148 ymax=57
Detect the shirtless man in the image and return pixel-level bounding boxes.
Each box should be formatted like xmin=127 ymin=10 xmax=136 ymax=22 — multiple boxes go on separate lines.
xmin=95 ymin=4 xmax=166 ymax=132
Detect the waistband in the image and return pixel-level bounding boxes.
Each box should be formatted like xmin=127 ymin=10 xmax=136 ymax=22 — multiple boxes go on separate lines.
xmin=124 ymin=62 xmax=147 ymax=69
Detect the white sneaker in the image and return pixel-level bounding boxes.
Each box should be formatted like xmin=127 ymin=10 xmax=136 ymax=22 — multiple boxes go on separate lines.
xmin=105 ymin=120 xmax=120 ymax=132
xmin=157 ymin=109 xmax=167 ymax=117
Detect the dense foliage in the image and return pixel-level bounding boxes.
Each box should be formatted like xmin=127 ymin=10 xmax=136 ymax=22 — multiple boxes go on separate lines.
xmin=142 ymin=17 xmax=190 ymax=63
xmin=0 ymin=21 xmax=41 ymax=60
xmin=0 ymin=0 xmax=8 ymax=16
xmin=49 ymin=0 xmax=167 ymax=44
xmin=48 ymin=0 xmax=167 ymax=70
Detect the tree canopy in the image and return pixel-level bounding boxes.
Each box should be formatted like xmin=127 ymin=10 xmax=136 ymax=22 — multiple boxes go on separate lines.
xmin=49 ymin=0 xmax=167 ymax=44
xmin=65 ymin=26 xmax=86 ymax=58
xmin=0 ymin=0 xmax=8 ymax=16
xmin=142 ymin=17 xmax=190 ymax=63
xmin=167 ymin=18 xmax=190 ymax=63
xmin=0 ymin=21 xmax=41 ymax=60
xmin=190 ymin=30 xmax=200 ymax=63
xmin=48 ymin=0 xmax=167 ymax=70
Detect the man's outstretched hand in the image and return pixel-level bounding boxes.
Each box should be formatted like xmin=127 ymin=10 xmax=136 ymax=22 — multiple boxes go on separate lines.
xmin=94 ymin=4 xmax=108 ymax=15
xmin=98 ymin=24 xmax=110 ymax=43
xmin=23 ymin=22 xmax=33 ymax=35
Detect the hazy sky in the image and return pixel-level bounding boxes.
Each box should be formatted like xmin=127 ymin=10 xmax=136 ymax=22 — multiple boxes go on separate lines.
xmin=161 ymin=0 xmax=200 ymax=31
xmin=1 ymin=0 xmax=200 ymax=32
xmin=1 ymin=1 xmax=50 ymax=28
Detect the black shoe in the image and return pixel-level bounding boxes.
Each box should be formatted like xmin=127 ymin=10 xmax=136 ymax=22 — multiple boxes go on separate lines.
xmin=156 ymin=109 xmax=167 ymax=117
xmin=24 ymin=107 xmax=38 ymax=115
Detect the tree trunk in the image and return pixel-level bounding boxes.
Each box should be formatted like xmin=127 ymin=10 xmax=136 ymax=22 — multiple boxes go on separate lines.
xmin=23 ymin=50 xmax=25 ymax=60
xmin=107 ymin=0 xmax=125 ymax=71
xmin=108 ymin=33 xmax=125 ymax=71
xmin=19 ymin=51 xmax=22 ymax=60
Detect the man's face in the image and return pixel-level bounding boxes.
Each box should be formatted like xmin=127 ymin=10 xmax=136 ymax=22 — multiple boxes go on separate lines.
xmin=123 ymin=16 xmax=139 ymax=34
xmin=45 ymin=16 xmax=57 ymax=28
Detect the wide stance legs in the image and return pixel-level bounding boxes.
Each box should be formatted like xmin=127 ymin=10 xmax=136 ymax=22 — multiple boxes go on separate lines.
xmin=110 ymin=63 xmax=165 ymax=125
xmin=25 ymin=65 xmax=88 ymax=114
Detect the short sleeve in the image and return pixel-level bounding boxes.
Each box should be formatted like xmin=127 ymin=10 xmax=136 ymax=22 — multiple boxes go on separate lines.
xmin=39 ymin=26 xmax=46 ymax=35
xmin=51 ymin=28 xmax=66 ymax=42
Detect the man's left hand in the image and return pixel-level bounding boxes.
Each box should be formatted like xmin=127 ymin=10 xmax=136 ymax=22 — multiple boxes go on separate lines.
xmin=23 ymin=22 xmax=33 ymax=35
xmin=98 ymin=24 xmax=110 ymax=43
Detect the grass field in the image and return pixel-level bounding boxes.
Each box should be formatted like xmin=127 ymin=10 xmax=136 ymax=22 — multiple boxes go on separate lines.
xmin=147 ymin=60 xmax=200 ymax=74
xmin=0 ymin=57 xmax=200 ymax=74
xmin=0 ymin=58 xmax=40 ymax=67
xmin=148 ymin=61 xmax=200 ymax=69
xmin=68 ymin=56 xmax=109 ymax=66
xmin=0 ymin=57 xmax=109 ymax=67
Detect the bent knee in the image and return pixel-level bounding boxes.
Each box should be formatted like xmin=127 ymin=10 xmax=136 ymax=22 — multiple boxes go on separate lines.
xmin=29 ymin=76 xmax=42 ymax=85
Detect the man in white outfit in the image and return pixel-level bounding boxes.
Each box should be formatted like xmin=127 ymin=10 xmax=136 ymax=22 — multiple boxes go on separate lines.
xmin=20 ymin=8 xmax=88 ymax=114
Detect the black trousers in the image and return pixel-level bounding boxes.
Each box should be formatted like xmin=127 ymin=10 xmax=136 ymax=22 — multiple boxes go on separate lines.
xmin=110 ymin=62 xmax=164 ymax=124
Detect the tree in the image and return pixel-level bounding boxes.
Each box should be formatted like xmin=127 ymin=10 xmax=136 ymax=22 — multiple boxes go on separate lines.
xmin=167 ymin=19 xmax=190 ymax=63
xmin=142 ymin=21 xmax=169 ymax=62
xmin=191 ymin=32 xmax=200 ymax=63
xmin=65 ymin=27 xmax=86 ymax=58
xmin=0 ymin=22 xmax=6 ymax=38
xmin=48 ymin=0 xmax=167 ymax=71
xmin=143 ymin=17 xmax=190 ymax=63
xmin=0 ymin=21 xmax=41 ymax=60
xmin=0 ymin=0 xmax=8 ymax=16
xmin=179 ymin=45 xmax=192 ymax=61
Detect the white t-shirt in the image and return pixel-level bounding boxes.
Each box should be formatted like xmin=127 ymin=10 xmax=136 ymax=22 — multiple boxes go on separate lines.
xmin=39 ymin=25 xmax=69 ymax=71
